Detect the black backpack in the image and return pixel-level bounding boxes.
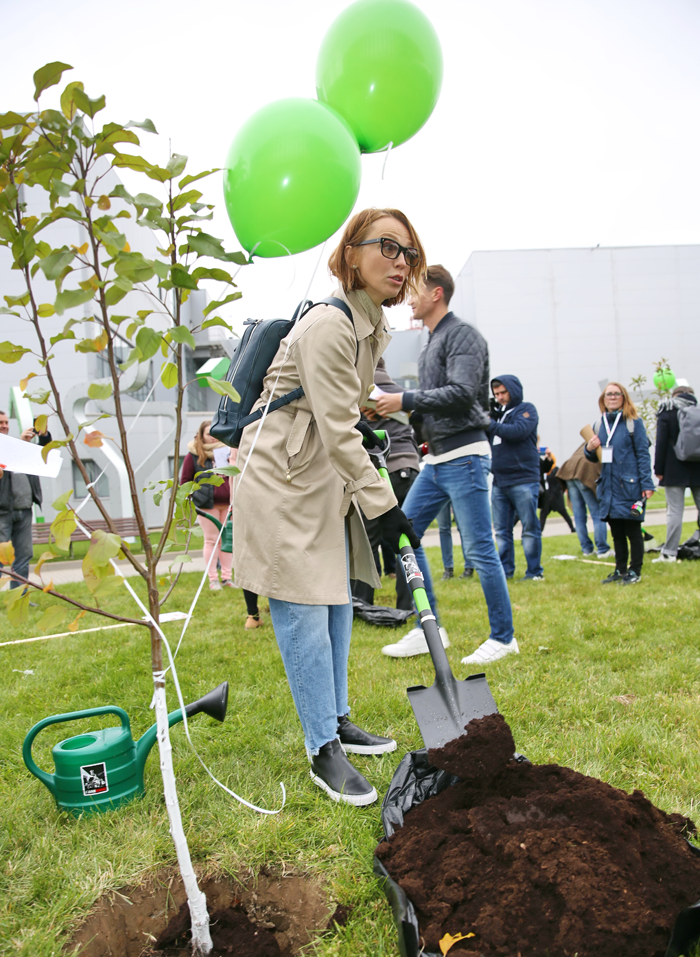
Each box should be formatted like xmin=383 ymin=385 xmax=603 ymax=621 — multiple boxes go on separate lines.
xmin=209 ymin=297 xmax=354 ymax=449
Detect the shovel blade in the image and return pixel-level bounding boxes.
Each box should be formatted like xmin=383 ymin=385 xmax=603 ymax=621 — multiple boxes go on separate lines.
xmin=407 ymin=672 xmax=498 ymax=751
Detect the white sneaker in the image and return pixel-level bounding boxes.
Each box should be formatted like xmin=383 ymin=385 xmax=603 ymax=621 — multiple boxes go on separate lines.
xmin=461 ymin=637 xmax=520 ymax=665
xmin=652 ymin=553 xmax=677 ymax=563
xmin=382 ymin=626 xmax=450 ymax=658
xmin=209 ymin=580 xmax=222 ymax=591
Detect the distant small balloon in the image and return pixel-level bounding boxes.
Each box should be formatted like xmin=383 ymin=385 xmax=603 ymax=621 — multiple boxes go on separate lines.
xmin=653 ymin=368 xmax=676 ymax=391
xmin=223 ymin=98 xmax=361 ymax=258
xmin=316 ymin=0 xmax=443 ymax=153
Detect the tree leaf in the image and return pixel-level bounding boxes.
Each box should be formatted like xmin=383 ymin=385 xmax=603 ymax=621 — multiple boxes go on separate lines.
xmin=60 ymin=80 xmax=84 ymax=120
xmin=191 ymin=266 xmax=233 ymax=283
xmin=187 ymin=231 xmax=247 ymax=263
xmin=203 ymin=292 xmax=242 ymax=316
xmin=6 ymin=590 xmax=30 ymax=626
xmin=87 ymin=382 xmax=113 ymax=400
xmin=71 ymin=88 xmax=106 ymax=118
xmin=33 ymin=61 xmax=73 ymax=101
xmin=88 ymin=529 xmax=122 ymax=567
xmin=126 ymin=118 xmax=157 ymax=134
xmin=172 ymin=189 xmax=202 ymax=212
xmin=34 ymin=414 xmax=48 ymax=433
xmin=37 ymin=604 xmax=67 ymax=633
xmin=67 ymin=610 xmax=86 ymax=632
xmin=0 ymin=541 xmax=15 ymax=565
xmin=0 ymin=342 xmax=31 ymax=364
xmin=170 ymin=265 xmax=198 ymax=290
xmin=50 ymin=510 xmax=77 ymax=551
xmin=55 ymin=287 xmax=95 ymax=315
xmin=19 ymin=372 xmax=38 ymax=391
xmin=97 ymin=195 xmax=111 ymax=210
xmin=39 ymin=246 xmax=74 ymax=280
xmin=179 ymin=168 xmax=220 ymax=190
xmin=84 ymin=430 xmax=105 ymax=448
xmin=160 ymin=361 xmax=179 ymax=389
xmin=135 ymin=326 xmax=162 ymax=360
xmin=202 ymin=317 xmax=234 ymax=332
xmin=0 ymin=111 xmax=31 ymax=129
xmin=206 ymin=377 xmax=240 ymax=402
xmin=114 ymin=251 xmax=155 ymax=283
xmin=169 ymin=325 xmax=196 ymax=349
xmin=133 ymin=192 xmax=162 ymax=209
xmin=37 ymin=303 xmax=55 ymax=317
xmin=34 ymin=550 xmax=55 ymax=577
xmin=52 ymin=490 xmax=73 ymax=510
xmin=166 ymin=153 xmax=188 ymax=178
xmin=41 ymin=440 xmax=63 ymax=463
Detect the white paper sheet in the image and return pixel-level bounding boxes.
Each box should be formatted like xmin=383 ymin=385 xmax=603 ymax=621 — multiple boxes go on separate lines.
xmin=0 ymin=432 xmax=63 ymax=478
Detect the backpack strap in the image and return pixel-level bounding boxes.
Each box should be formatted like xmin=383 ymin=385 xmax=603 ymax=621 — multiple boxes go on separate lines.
xmin=238 ymin=297 xmax=358 ymax=430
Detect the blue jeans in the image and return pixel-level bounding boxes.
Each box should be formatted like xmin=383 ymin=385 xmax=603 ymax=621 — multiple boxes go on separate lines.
xmin=0 ymin=509 xmax=34 ymax=588
xmin=491 ymin=483 xmax=543 ymax=578
xmin=567 ymin=478 xmax=609 ymax=555
xmin=436 ymin=502 xmax=472 ymax=571
xmin=268 ymin=536 xmax=352 ymax=754
xmin=402 ymin=455 xmax=514 ymax=644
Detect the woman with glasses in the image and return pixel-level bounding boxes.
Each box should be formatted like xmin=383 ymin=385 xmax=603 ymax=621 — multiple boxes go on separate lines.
xmin=232 ymin=208 xmax=422 ymax=806
xmin=585 ymin=382 xmax=654 ymax=584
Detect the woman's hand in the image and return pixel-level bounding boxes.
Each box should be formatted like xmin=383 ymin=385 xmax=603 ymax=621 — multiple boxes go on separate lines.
xmin=587 ymin=435 xmax=601 ymax=451
xmin=643 ymin=488 xmax=655 ymax=499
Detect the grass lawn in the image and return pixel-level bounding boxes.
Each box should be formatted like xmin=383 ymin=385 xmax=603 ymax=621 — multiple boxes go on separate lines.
xmin=1 ymin=521 xmax=699 ymax=956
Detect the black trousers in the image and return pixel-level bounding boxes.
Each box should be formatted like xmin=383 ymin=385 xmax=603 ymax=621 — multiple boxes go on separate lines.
xmin=607 ymin=518 xmax=644 ymax=575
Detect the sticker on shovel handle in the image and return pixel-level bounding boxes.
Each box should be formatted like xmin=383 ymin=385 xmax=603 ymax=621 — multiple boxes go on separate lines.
xmin=401 ymin=552 xmax=423 ymax=584
xmin=81 ymin=762 xmax=108 ymax=796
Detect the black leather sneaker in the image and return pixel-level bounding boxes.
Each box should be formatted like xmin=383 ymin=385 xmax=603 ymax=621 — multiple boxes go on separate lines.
xmin=337 ymin=715 xmax=397 ymax=755
xmin=459 ymin=568 xmax=474 ymax=579
xmin=622 ymin=570 xmax=641 ymax=585
xmin=602 ymin=570 xmax=624 ymax=584
xmin=309 ymin=739 xmax=377 ymax=806
xmin=441 ymin=568 xmax=454 ymax=580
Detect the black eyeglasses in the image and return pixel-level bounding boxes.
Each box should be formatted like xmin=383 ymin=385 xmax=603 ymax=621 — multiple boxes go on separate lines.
xmin=352 ymin=237 xmax=421 ymax=267
xmin=604 ymin=391 xmax=623 ymax=397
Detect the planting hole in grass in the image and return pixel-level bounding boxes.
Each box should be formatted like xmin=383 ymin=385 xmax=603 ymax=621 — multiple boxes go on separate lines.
xmin=66 ymin=869 xmax=337 ymax=957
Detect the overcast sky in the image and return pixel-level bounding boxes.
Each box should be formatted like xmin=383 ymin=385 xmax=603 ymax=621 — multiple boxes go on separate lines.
xmin=5 ymin=0 xmax=700 ymax=330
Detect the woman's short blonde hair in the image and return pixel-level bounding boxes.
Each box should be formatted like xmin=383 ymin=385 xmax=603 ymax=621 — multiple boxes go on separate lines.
xmin=598 ymin=382 xmax=638 ymax=418
xmin=327 ymin=207 xmax=425 ymax=307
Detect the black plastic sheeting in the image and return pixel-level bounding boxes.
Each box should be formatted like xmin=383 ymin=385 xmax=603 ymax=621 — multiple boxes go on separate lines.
xmin=352 ymin=598 xmax=414 ymax=627
xmin=373 ymin=748 xmax=700 ymax=957
xmin=678 ymin=529 xmax=700 ymax=561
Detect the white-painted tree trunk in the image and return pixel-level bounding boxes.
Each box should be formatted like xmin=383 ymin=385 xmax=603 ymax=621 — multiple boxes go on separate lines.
xmin=153 ymin=681 xmax=213 ymax=955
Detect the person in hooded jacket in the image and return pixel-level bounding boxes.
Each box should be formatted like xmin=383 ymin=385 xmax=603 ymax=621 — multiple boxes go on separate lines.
xmin=652 ymin=385 xmax=700 ymax=563
xmin=585 ymin=382 xmax=654 ymax=584
xmin=488 ymin=376 xmax=544 ymax=581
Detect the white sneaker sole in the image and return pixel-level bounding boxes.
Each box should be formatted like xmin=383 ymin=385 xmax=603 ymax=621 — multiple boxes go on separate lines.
xmin=382 ymin=636 xmax=450 ymax=658
xmin=309 ymin=770 xmax=378 ymax=806
xmin=340 ymin=740 xmax=397 ymax=755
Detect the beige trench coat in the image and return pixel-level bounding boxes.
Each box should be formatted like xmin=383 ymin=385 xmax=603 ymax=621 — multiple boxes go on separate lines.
xmin=232 ymin=288 xmax=397 ymax=604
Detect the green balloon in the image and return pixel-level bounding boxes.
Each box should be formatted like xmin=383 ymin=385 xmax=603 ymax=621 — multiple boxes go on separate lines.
xmin=316 ymin=0 xmax=443 ymax=153
xmin=223 ymin=98 xmax=361 ymax=258
xmin=654 ymin=368 xmax=676 ymax=391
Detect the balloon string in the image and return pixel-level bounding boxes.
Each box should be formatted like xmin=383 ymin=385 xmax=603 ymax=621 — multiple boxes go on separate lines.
xmin=382 ymin=141 xmax=393 ymax=180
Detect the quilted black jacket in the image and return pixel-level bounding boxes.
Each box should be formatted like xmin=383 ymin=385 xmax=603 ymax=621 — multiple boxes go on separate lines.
xmin=402 ymin=312 xmax=491 ymax=455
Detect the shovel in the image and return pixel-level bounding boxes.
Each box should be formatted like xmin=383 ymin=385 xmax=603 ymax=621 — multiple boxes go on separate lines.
xmin=363 ymin=429 xmax=498 ymax=750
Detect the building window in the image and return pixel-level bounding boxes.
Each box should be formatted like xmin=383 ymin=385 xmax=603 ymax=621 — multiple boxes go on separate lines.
xmin=72 ymin=459 xmax=110 ymax=499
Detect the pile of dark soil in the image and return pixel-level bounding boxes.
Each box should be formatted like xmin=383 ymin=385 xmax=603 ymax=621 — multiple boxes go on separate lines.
xmin=144 ymin=901 xmax=280 ymax=957
xmin=375 ymin=714 xmax=700 ymax=956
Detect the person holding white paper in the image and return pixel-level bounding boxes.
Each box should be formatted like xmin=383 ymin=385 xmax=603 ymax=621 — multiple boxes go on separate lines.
xmin=0 ymin=412 xmax=51 ymax=590
xmin=585 ymin=382 xmax=654 ymax=585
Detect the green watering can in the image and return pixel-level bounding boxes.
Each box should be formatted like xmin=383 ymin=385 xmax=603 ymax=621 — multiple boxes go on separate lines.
xmin=22 ymin=681 xmax=229 ymax=817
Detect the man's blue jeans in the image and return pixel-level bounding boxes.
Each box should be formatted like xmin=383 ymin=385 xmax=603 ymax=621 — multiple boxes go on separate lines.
xmin=436 ymin=502 xmax=472 ymax=571
xmin=491 ymin=483 xmax=543 ymax=579
xmin=268 ymin=535 xmax=352 ymax=754
xmin=567 ymin=478 xmax=609 ymax=555
xmin=0 ymin=509 xmax=34 ymax=588
xmin=402 ymin=455 xmax=514 ymax=644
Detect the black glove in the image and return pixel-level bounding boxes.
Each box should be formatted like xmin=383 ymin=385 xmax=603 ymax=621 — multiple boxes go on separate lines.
xmin=355 ymin=419 xmax=382 ymax=448
xmin=378 ymin=505 xmax=421 ymax=552
xmin=489 ymin=397 xmax=500 ymax=415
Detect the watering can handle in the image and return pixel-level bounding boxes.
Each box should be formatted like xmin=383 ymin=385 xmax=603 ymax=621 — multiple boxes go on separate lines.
xmin=22 ymin=707 xmax=132 ymax=790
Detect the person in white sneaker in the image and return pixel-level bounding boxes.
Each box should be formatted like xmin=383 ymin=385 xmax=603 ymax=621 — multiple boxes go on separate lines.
xmin=375 ymin=266 xmax=516 ymax=663
xmin=653 ymin=385 xmax=700 ymax=564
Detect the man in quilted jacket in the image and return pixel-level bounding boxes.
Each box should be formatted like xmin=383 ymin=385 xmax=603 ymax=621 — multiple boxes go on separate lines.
xmin=375 ymin=266 xmax=517 ymax=666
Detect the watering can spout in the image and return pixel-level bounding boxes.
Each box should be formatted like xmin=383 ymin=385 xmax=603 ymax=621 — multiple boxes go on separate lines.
xmin=135 ymin=681 xmax=229 ymax=772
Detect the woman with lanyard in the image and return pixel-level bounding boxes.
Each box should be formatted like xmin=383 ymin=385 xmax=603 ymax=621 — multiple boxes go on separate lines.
xmin=232 ymin=208 xmax=423 ymax=806
xmin=585 ymin=382 xmax=655 ymax=584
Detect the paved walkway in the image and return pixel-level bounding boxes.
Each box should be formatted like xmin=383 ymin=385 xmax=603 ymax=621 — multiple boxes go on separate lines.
xmin=2 ymin=506 xmax=695 ymax=589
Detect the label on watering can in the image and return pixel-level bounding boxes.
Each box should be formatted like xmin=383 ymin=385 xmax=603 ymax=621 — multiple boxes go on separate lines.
xmin=80 ymin=762 xmax=109 ymax=796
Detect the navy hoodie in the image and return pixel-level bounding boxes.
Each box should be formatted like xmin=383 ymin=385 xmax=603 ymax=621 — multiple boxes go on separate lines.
xmin=488 ymin=375 xmax=540 ymax=488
